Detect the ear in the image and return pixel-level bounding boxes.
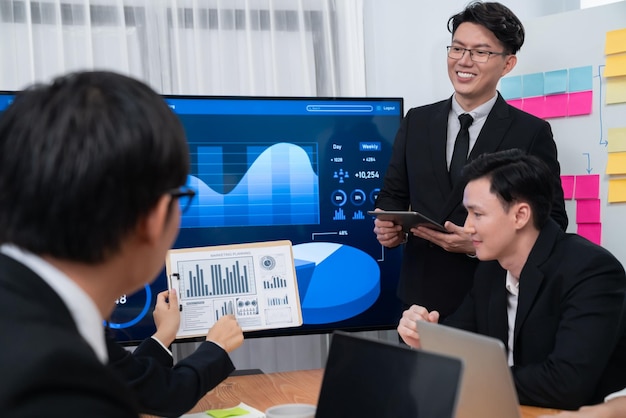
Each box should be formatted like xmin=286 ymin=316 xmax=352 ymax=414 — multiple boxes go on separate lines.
xmin=513 ymin=201 xmax=532 ymax=230
xmin=501 ymin=54 xmax=517 ymax=77
xmin=136 ymin=195 xmax=173 ymax=245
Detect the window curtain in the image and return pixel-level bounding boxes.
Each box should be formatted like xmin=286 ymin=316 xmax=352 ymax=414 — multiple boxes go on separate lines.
xmin=0 ymin=0 xmax=366 ymax=96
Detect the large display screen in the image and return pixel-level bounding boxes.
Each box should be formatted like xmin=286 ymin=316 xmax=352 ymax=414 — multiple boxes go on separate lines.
xmin=0 ymin=92 xmax=405 ymax=344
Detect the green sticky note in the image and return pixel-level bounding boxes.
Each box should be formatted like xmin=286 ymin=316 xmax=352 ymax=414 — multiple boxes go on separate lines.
xmin=206 ymin=406 xmax=250 ymax=418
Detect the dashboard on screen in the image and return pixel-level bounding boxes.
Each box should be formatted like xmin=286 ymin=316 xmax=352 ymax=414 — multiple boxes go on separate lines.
xmin=0 ymin=92 xmax=405 ymax=344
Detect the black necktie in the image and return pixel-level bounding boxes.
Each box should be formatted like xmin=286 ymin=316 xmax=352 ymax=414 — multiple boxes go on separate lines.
xmin=449 ymin=113 xmax=474 ymax=186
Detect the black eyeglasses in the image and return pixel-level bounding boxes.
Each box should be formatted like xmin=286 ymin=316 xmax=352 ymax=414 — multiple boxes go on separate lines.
xmin=446 ymin=46 xmax=508 ymax=63
xmin=168 ymin=186 xmax=196 ymax=214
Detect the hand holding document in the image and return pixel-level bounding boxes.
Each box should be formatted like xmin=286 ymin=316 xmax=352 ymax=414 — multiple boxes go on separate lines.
xmin=166 ymin=240 xmax=302 ymax=339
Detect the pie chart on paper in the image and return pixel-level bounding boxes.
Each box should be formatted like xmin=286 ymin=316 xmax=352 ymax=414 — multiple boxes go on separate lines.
xmin=292 ymin=242 xmax=380 ymax=324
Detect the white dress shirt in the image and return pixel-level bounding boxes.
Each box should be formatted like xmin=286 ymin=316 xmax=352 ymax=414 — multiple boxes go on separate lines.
xmin=505 ymin=270 xmax=519 ymax=367
xmin=446 ymin=93 xmax=498 ymax=168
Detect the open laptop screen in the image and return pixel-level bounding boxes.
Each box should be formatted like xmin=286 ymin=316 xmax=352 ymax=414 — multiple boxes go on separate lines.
xmin=416 ymin=321 xmax=522 ymax=418
xmin=316 ymin=331 xmax=463 ymax=418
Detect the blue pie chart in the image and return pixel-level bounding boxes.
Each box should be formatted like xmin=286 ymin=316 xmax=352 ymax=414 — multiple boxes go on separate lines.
xmin=293 ymin=242 xmax=380 ymax=324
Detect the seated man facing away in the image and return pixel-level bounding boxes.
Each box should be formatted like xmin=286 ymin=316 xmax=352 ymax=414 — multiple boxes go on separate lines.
xmin=398 ymin=149 xmax=626 ymax=410
xmin=107 ymin=288 xmax=244 ymax=417
xmin=0 ymin=71 xmax=191 ymax=416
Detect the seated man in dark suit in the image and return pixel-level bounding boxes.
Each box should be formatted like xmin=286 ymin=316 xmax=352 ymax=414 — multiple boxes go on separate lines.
xmin=539 ymin=388 xmax=626 ymax=417
xmin=0 ymin=71 xmax=193 ymax=416
xmin=398 ymin=149 xmax=626 ymax=410
xmin=108 ymin=289 xmax=243 ymax=417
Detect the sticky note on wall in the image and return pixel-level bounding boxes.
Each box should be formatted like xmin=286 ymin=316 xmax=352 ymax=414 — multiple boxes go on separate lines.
xmin=561 ymin=175 xmax=575 ymax=200
xmin=608 ymin=127 xmax=626 ymax=152
xmin=606 ymin=28 xmax=626 ymax=55
xmin=544 ymin=69 xmax=568 ymax=95
xmin=604 ymin=54 xmax=626 ymax=78
xmin=608 ymin=178 xmax=626 ymax=203
xmin=568 ymin=66 xmax=593 ymax=92
xmin=606 ymin=76 xmax=626 ymax=104
xmin=576 ymin=199 xmax=601 ymax=224
xmin=500 ymin=76 xmax=522 ymax=100
xmin=606 ymin=152 xmax=626 ymax=175
xmin=578 ymin=223 xmax=602 ymax=245
xmin=574 ymin=174 xmax=600 ymax=199
xmin=522 ymin=73 xmax=545 ymax=97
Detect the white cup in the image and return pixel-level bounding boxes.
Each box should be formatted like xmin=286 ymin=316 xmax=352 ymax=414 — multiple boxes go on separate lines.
xmin=265 ymin=403 xmax=316 ymax=418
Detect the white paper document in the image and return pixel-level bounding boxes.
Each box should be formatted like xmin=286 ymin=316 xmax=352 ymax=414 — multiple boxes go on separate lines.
xmin=166 ymin=240 xmax=303 ymax=338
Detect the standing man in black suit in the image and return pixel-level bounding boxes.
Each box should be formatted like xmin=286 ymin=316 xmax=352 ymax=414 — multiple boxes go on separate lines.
xmin=374 ymin=1 xmax=568 ymax=319
xmin=0 ymin=71 xmax=193 ymax=417
xmin=398 ymin=150 xmax=626 ymax=410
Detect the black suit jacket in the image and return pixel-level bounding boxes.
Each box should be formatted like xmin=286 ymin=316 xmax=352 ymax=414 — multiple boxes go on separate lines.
xmin=107 ymin=334 xmax=235 ymax=417
xmin=0 ymin=253 xmax=139 ymax=417
xmin=376 ymin=94 xmax=568 ymax=316
xmin=444 ymin=220 xmax=626 ymax=410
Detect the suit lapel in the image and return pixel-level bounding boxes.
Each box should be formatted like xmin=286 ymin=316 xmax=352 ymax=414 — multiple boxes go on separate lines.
xmin=486 ymin=264 xmax=509 ymax=344
xmin=469 ymin=94 xmax=513 ymax=159
xmin=513 ymin=220 xmax=561 ymax=342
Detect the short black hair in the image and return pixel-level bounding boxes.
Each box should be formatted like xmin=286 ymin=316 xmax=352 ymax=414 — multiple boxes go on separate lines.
xmin=462 ymin=149 xmax=553 ymax=229
xmin=0 ymin=71 xmax=190 ymax=262
xmin=448 ymin=1 xmax=525 ymax=55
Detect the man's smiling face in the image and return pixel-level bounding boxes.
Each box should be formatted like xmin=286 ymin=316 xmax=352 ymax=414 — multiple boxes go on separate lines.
xmin=447 ymin=22 xmax=516 ymax=110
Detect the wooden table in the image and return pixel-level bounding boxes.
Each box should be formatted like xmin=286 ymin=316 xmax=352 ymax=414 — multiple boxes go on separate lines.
xmin=146 ymin=368 xmax=563 ymax=417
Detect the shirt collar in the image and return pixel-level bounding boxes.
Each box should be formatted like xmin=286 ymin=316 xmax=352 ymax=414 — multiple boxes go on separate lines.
xmin=505 ymin=270 xmax=520 ymax=297
xmin=0 ymin=244 xmax=108 ymax=363
xmin=451 ymin=93 xmax=498 ymax=121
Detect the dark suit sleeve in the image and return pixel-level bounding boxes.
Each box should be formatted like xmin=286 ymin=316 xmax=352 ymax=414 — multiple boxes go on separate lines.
xmin=526 ymin=120 xmax=568 ymax=231
xmin=133 ymin=337 xmax=174 ymax=367
xmin=108 ymin=337 xmax=235 ymax=417
xmin=512 ymin=250 xmax=626 ymax=409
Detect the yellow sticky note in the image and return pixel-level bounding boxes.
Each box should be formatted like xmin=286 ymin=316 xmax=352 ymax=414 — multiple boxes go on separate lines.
xmin=606 ymin=76 xmax=626 ymax=104
xmin=206 ymin=407 xmax=250 ymax=418
xmin=608 ymin=178 xmax=626 ymax=203
xmin=604 ymin=54 xmax=626 ymax=78
xmin=605 ymin=28 xmax=626 ymax=55
xmin=608 ymin=128 xmax=626 ymax=153
xmin=606 ymin=152 xmax=626 ymax=175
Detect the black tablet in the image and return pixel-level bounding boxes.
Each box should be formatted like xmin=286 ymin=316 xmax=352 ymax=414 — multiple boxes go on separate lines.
xmin=368 ymin=210 xmax=448 ymax=233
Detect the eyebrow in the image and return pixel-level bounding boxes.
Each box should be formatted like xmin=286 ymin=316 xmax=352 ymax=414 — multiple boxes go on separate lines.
xmin=451 ymin=40 xmax=494 ymax=49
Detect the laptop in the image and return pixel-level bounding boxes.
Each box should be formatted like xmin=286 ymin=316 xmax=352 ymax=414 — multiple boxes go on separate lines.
xmin=416 ymin=321 xmax=522 ymax=418
xmin=315 ymin=331 xmax=463 ymax=418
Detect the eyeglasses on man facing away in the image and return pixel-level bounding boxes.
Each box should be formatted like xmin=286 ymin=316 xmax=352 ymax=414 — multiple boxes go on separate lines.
xmin=168 ymin=186 xmax=196 ymax=214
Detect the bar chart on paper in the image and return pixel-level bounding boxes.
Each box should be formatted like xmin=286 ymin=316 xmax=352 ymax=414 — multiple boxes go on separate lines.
xmin=176 ymin=256 xmax=257 ymax=298
xmin=166 ymin=240 xmax=303 ymax=338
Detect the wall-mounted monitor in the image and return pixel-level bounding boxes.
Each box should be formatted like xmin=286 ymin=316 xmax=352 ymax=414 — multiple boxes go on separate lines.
xmin=0 ymin=92 xmax=405 ymax=344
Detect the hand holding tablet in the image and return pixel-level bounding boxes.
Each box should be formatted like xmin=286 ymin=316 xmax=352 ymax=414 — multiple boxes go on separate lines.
xmin=368 ymin=210 xmax=449 ymax=234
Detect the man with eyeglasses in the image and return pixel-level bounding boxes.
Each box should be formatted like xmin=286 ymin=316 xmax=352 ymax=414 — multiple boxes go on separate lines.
xmin=0 ymin=71 xmax=241 ymax=416
xmin=374 ymin=1 xmax=567 ymax=322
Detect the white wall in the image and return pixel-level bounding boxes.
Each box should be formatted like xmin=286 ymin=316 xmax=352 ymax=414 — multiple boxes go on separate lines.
xmin=363 ymin=0 xmax=580 ymax=109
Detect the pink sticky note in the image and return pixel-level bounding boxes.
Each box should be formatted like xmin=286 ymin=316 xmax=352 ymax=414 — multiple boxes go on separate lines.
xmin=561 ymin=175 xmax=575 ymax=199
xmin=575 ymin=174 xmax=600 ymax=199
xmin=507 ymin=99 xmax=523 ymax=110
xmin=568 ymin=91 xmax=593 ymax=116
xmin=576 ymin=199 xmax=601 ymax=223
xmin=577 ymin=223 xmax=602 ymax=245
xmin=522 ymin=96 xmax=546 ymax=118
xmin=544 ymin=94 xmax=568 ymax=119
